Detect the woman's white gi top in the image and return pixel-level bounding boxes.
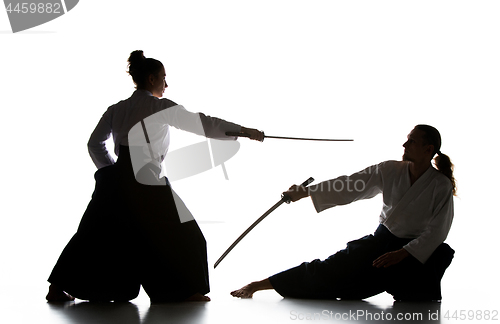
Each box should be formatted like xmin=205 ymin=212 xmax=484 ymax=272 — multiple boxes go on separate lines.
xmin=87 ymin=90 xmax=241 ymax=169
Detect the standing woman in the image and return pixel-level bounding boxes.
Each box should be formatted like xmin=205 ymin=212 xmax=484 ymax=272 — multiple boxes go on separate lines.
xmin=46 ymin=50 xmax=264 ymax=302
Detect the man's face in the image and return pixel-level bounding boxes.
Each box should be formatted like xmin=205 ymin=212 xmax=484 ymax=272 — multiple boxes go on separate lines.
xmin=402 ymin=128 xmax=432 ymax=162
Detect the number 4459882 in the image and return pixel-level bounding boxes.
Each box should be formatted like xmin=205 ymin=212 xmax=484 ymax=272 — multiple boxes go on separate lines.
xmin=5 ymin=3 xmax=62 ymax=14
xmin=444 ymin=310 xmax=498 ymax=321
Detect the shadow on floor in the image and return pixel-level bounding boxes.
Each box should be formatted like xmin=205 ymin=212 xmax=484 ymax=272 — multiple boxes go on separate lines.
xmin=46 ymin=298 xmax=441 ymax=324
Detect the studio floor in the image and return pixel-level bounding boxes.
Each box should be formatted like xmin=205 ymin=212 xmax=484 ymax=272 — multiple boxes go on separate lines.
xmin=2 ymin=220 xmax=499 ymax=324
xmin=2 ymin=280 xmax=497 ymax=324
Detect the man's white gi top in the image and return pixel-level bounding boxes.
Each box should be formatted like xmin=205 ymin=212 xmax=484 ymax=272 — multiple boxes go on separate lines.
xmin=308 ymin=160 xmax=454 ymax=264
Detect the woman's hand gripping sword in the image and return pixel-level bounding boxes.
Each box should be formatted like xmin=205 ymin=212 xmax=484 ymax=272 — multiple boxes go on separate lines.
xmin=214 ymin=177 xmax=314 ymax=268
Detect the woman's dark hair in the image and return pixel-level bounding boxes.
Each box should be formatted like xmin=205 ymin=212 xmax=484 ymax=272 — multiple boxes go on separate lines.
xmin=127 ymin=50 xmax=164 ymax=89
xmin=415 ymin=124 xmax=457 ymax=196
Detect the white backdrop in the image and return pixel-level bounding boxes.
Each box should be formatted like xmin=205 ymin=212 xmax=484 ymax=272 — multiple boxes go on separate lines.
xmin=1 ymin=0 xmax=499 ymax=309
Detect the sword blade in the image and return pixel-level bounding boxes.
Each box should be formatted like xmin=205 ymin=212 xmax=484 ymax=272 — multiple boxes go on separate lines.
xmin=214 ymin=177 xmax=314 ymax=268
xmin=225 ymin=132 xmax=353 ymax=142
xmin=265 ymin=135 xmax=353 ymax=142
xmin=213 ymin=199 xmax=285 ymax=268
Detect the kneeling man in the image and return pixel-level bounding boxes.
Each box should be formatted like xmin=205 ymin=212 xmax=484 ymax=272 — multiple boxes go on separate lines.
xmin=231 ymin=125 xmax=455 ymax=301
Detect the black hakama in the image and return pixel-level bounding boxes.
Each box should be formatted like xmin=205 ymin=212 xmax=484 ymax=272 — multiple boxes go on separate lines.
xmin=268 ymin=224 xmax=454 ymax=301
xmin=48 ymin=146 xmax=209 ymax=302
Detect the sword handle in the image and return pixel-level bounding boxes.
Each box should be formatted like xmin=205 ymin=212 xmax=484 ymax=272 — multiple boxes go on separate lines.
xmin=225 ymin=131 xmax=266 ymax=141
xmin=226 ymin=131 xmax=250 ymax=138
xmin=282 ymin=177 xmax=314 ymax=203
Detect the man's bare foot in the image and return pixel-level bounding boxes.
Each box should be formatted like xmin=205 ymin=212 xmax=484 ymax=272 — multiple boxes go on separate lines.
xmin=184 ymin=293 xmax=211 ymax=302
xmin=46 ymin=284 xmax=75 ymax=302
xmin=231 ymin=279 xmax=273 ymax=298
xmin=231 ymin=283 xmax=258 ymax=298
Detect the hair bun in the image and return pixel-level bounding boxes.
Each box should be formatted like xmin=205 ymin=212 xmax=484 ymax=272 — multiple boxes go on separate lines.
xmin=128 ymin=50 xmax=146 ymax=66
xmin=126 ymin=50 xmax=164 ymax=89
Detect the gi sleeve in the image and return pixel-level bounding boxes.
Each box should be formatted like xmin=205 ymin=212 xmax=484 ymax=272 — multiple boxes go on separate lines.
xmin=309 ymin=162 xmax=386 ymax=213
xmin=155 ymin=102 xmax=241 ymax=139
xmin=88 ymin=109 xmax=115 ymax=169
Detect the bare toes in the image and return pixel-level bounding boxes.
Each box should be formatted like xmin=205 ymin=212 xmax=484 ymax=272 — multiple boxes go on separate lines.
xmin=230 ymin=288 xmax=253 ymax=298
xmin=46 ymin=291 xmax=75 ymax=302
xmin=185 ymin=293 xmax=211 ymax=302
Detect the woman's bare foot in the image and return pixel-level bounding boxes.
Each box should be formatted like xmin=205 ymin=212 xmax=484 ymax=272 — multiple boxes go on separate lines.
xmin=230 ymin=278 xmax=273 ymax=298
xmin=46 ymin=284 xmax=75 ymax=302
xmin=184 ymin=293 xmax=211 ymax=302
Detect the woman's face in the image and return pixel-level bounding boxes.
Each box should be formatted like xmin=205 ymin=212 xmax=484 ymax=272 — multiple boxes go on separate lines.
xmin=150 ymin=66 xmax=168 ymax=98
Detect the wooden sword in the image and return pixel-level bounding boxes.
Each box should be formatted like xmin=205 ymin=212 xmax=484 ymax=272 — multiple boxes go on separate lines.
xmin=226 ymin=132 xmax=353 ymax=142
xmin=214 ymin=177 xmax=314 ymax=268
